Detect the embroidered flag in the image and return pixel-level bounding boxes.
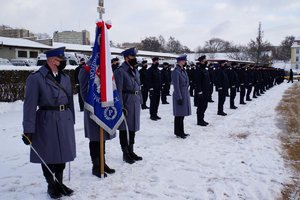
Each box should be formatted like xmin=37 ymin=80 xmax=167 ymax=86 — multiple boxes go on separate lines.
xmin=85 ymin=21 xmax=123 ymax=134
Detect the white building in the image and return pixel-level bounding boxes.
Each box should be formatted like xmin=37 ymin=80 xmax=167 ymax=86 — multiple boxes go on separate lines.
xmin=291 ymin=37 xmax=300 ymax=70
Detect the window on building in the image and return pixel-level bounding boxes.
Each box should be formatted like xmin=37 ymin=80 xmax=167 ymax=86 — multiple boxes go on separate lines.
xmin=296 ymin=64 xmax=299 ymax=69
xmin=296 ymin=57 xmax=299 ymax=62
xmin=17 ymin=50 xmax=27 ymax=58
xmin=297 ymin=48 xmax=300 ymax=54
xmin=29 ymin=51 xmax=38 ymax=58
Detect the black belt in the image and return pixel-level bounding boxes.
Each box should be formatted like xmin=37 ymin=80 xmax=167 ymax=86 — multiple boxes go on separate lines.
xmin=39 ymin=104 xmax=70 ymax=111
xmin=123 ymin=90 xmax=140 ymax=95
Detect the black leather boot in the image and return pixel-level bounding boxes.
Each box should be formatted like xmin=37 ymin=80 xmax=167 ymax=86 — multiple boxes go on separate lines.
xmin=128 ymin=144 xmax=143 ymax=161
xmin=104 ymin=155 xmax=115 ymax=174
xmin=92 ymin=157 xmax=107 ymax=178
xmin=122 ymin=146 xmax=135 ymax=164
xmin=45 ymin=176 xmax=62 ymax=199
xmin=55 ymin=172 xmax=74 ymax=196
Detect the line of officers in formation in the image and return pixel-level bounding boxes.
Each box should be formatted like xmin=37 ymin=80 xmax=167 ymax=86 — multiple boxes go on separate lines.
xmin=22 ymin=46 xmax=285 ymax=199
xmin=111 ymin=54 xmax=285 ymax=126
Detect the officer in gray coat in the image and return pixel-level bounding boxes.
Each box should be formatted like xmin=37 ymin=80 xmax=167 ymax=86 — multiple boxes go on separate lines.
xmin=78 ymin=64 xmax=116 ymax=177
xmin=22 ymin=47 xmax=76 ymax=199
xmin=114 ymin=47 xmax=143 ymax=164
xmin=172 ymin=55 xmax=191 ymax=139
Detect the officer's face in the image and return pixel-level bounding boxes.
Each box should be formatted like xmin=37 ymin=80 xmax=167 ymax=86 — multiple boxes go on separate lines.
xmin=48 ymin=57 xmax=63 ymax=68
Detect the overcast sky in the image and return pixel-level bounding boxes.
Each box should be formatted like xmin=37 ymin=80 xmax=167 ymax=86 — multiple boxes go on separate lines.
xmin=1 ymin=0 xmax=300 ymax=50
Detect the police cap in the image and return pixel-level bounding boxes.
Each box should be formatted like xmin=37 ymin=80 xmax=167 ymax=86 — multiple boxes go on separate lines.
xmin=122 ymin=47 xmax=138 ymax=57
xmin=44 ymin=47 xmax=66 ymax=59
xmin=152 ymin=57 xmax=159 ymax=62
xmin=176 ymin=54 xmax=187 ymax=62
xmin=197 ymin=55 xmax=206 ymax=62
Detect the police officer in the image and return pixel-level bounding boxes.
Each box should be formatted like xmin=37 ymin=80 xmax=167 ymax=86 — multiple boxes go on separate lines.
xmin=172 ymin=55 xmax=191 ymax=139
xmin=111 ymin=57 xmax=120 ymax=72
xmin=246 ymin=65 xmax=254 ymax=101
xmin=74 ymin=58 xmax=85 ymax=111
xmin=287 ymin=69 xmax=294 ymax=83
xmin=114 ymin=47 xmax=143 ymax=164
xmin=139 ymin=60 xmax=149 ymax=109
xmin=227 ymin=62 xmax=239 ymax=109
xmin=237 ymin=63 xmax=247 ymax=105
xmin=208 ymin=63 xmax=216 ymax=103
xmin=78 ymin=62 xmax=116 ymax=178
xmin=161 ymin=62 xmax=170 ymax=104
xmin=22 ymin=47 xmax=76 ymax=199
xmin=215 ymin=60 xmax=229 ymax=116
xmin=147 ymin=57 xmax=162 ymax=120
xmin=194 ymin=55 xmax=210 ymax=126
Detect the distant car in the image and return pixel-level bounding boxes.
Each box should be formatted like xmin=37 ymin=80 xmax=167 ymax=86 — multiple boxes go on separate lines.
xmin=0 ymin=58 xmax=13 ymax=65
xmin=37 ymin=53 xmax=79 ymax=66
xmin=10 ymin=58 xmax=37 ymax=66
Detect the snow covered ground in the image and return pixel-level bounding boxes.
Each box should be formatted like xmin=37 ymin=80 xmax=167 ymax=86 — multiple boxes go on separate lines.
xmin=0 ymin=83 xmax=293 ymax=200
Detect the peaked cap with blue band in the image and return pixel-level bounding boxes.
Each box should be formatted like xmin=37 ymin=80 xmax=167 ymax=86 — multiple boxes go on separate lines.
xmin=121 ymin=47 xmax=138 ymax=57
xmin=44 ymin=47 xmax=66 ymax=59
xmin=176 ymin=54 xmax=187 ymax=62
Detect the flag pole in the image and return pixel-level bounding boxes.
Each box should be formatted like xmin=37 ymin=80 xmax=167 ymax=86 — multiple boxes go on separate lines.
xmin=98 ymin=0 xmax=105 ymax=178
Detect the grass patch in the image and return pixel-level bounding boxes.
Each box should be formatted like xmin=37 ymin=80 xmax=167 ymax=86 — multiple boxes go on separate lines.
xmin=276 ymin=83 xmax=300 ymax=199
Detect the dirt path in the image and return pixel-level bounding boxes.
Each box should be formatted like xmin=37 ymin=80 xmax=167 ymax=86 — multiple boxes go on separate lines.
xmin=276 ymin=83 xmax=300 ymax=199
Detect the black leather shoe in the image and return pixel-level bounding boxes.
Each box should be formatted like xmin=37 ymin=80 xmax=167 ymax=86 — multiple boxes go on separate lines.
xmin=217 ymin=112 xmax=227 ymax=116
xmin=92 ymin=166 xmax=107 ymax=178
xmin=176 ymin=134 xmax=186 ymax=139
xmin=197 ymin=121 xmax=207 ymax=126
xmin=155 ymin=115 xmax=161 ymax=120
xmin=230 ymin=106 xmax=238 ymax=109
xmin=240 ymin=102 xmax=246 ymax=105
xmin=208 ymin=100 xmax=214 ymax=103
xmin=246 ymin=99 xmax=252 ymax=101
xmin=162 ymin=101 xmax=169 ymax=104
xmin=47 ymin=183 xmax=62 ymax=199
xmin=150 ymin=116 xmax=158 ymax=121
xmin=104 ymin=163 xmax=116 ymax=174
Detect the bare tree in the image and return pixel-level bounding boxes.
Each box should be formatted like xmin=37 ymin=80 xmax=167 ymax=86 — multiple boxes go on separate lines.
xmin=247 ymin=22 xmax=272 ymax=64
xmin=226 ymin=45 xmax=250 ymax=61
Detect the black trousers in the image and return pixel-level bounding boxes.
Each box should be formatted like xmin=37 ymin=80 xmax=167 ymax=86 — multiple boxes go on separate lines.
xmin=287 ymin=78 xmax=293 ymax=83
xmin=42 ymin=163 xmax=65 ymax=180
xmin=208 ymin=83 xmax=214 ymax=101
xmin=150 ymin=90 xmax=160 ymax=117
xmin=89 ymin=141 xmax=107 ymax=159
xmin=119 ymin=130 xmax=135 ymax=148
xmin=189 ymin=84 xmax=194 ymax=96
xmin=218 ymin=90 xmax=226 ymax=113
xmin=161 ymin=85 xmax=169 ymax=103
xmin=197 ymin=96 xmax=208 ymax=121
xmin=246 ymin=85 xmax=252 ymax=100
xmin=240 ymin=85 xmax=246 ymax=103
xmin=174 ymin=116 xmax=184 ymax=136
xmin=253 ymin=85 xmax=259 ymax=97
xmin=141 ymin=86 xmax=149 ymax=106
xmin=76 ymin=85 xmax=84 ymax=111
xmin=230 ymin=87 xmax=236 ymax=107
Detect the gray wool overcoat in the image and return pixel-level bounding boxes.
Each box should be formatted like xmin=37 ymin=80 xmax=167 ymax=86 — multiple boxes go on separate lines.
xmin=78 ymin=67 xmax=116 ymax=141
xmin=23 ymin=65 xmax=76 ymax=164
xmin=114 ymin=62 xmax=142 ymax=132
xmin=171 ymin=65 xmax=192 ymax=117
